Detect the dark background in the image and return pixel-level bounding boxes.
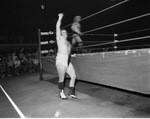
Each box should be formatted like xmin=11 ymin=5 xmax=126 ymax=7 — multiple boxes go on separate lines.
xmin=0 ymin=0 xmax=150 ymax=49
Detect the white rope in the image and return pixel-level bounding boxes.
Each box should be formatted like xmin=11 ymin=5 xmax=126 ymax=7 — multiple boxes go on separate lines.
xmin=83 ymin=12 xmax=150 ymax=34
xmin=81 ymin=0 xmax=129 ymax=22
xmin=41 ymin=41 xmax=49 ymax=45
xmin=41 ymin=40 xmax=55 ymax=45
xmin=41 ymin=31 xmax=53 ymax=35
xmin=41 ymin=50 xmax=49 ymax=54
xmin=83 ymin=33 xmax=114 ymax=36
xmin=72 ymin=44 xmax=150 ymax=53
xmin=65 ymin=32 xmax=114 ymax=36
xmin=83 ymin=41 xmax=111 ymax=43
xmin=119 ymin=27 xmax=150 ymax=36
xmin=62 ymin=0 xmax=129 ymax=29
xmin=75 ymin=35 xmax=150 ymax=48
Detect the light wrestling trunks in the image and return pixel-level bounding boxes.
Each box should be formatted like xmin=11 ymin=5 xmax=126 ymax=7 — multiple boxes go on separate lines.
xmin=56 ymin=53 xmax=71 ymax=67
xmin=72 ymin=33 xmax=79 ymax=38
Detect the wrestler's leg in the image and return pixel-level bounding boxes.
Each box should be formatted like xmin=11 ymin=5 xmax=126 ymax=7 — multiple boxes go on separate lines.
xmin=66 ymin=63 xmax=77 ymax=99
xmin=56 ymin=64 xmax=68 ymax=99
xmin=75 ymin=36 xmax=83 ymax=46
xmin=72 ymin=37 xmax=77 ymax=45
xmin=66 ymin=63 xmax=76 ymax=87
xmin=56 ymin=64 xmax=66 ymax=83
xmin=72 ymin=34 xmax=83 ymax=46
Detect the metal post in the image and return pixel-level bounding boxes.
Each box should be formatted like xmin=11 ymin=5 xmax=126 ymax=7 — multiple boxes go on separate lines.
xmin=38 ymin=29 xmax=44 ymax=80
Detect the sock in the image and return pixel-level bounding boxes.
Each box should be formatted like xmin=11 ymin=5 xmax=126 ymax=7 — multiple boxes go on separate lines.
xmin=69 ymin=87 xmax=75 ymax=95
xmin=58 ymin=82 xmax=64 ymax=90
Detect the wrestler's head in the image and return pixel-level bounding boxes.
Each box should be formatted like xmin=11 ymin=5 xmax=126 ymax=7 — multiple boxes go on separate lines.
xmin=61 ymin=29 xmax=68 ymax=38
xmin=74 ymin=16 xmax=81 ymax=22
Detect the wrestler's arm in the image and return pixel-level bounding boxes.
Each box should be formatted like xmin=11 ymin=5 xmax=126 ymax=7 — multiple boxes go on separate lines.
xmin=56 ymin=13 xmax=63 ymax=41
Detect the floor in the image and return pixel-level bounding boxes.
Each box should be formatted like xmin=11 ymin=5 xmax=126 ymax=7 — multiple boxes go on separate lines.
xmin=0 ymin=73 xmax=150 ymax=118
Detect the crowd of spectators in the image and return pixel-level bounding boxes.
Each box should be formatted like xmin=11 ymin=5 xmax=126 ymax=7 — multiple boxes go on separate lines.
xmin=0 ymin=48 xmax=39 ymax=78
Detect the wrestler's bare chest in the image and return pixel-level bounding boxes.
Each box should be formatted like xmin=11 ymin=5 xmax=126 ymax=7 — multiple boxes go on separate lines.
xmin=57 ymin=40 xmax=71 ymax=54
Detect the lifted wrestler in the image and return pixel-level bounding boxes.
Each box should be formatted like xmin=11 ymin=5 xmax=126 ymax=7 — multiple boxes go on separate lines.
xmin=71 ymin=15 xmax=83 ymax=46
xmin=56 ymin=13 xmax=77 ymax=99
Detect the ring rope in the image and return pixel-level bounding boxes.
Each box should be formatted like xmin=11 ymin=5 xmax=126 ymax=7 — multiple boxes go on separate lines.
xmin=67 ymin=33 xmax=114 ymax=38
xmin=81 ymin=0 xmax=129 ymax=22
xmin=119 ymin=27 xmax=150 ymax=36
xmin=73 ymin=44 xmax=150 ymax=53
xmin=82 ymin=33 xmax=114 ymax=36
xmin=74 ymin=35 xmax=150 ymax=49
xmin=61 ymin=0 xmax=129 ymax=29
xmin=115 ymin=44 xmax=150 ymax=49
xmin=68 ymin=32 xmax=114 ymax=36
xmin=83 ymin=12 xmax=150 ymax=34
xmin=40 ymin=31 xmax=54 ymax=36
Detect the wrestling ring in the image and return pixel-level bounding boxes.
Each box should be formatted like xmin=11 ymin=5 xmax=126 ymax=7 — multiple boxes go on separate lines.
xmin=37 ymin=0 xmax=150 ymax=94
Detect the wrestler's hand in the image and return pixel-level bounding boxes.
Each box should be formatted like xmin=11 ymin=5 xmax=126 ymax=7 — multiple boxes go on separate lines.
xmin=79 ymin=32 xmax=83 ymax=36
xmin=71 ymin=54 xmax=76 ymax=57
xmin=58 ymin=13 xmax=63 ymax=19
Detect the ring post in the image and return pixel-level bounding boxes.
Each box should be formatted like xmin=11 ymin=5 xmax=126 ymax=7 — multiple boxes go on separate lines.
xmin=38 ymin=29 xmax=44 ymax=80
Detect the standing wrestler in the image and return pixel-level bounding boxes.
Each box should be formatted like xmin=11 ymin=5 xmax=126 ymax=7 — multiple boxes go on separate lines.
xmin=56 ymin=13 xmax=77 ymax=99
xmin=71 ymin=15 xmax=83 ymax=46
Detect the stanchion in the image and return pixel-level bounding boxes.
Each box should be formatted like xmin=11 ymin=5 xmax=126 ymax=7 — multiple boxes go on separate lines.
xmin=38 ymin=29 xmax=44 ymax=80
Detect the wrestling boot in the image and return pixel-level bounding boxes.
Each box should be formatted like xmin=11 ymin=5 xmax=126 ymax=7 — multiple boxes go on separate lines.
xmin=68 ymin=87 xmax=78 ymax=99
xmin=59 ymin=90 xmax=68 ymax=100
xmin=58 ymin=82 xmax=68 ymax=99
